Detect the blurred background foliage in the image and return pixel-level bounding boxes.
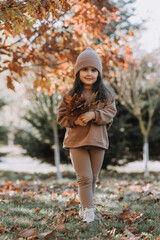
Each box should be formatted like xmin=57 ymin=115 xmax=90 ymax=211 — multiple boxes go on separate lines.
xmin=13 ymin=91 xmax=160 ymax=169
xmin=0 ymin=0 xmax=160 ymax=172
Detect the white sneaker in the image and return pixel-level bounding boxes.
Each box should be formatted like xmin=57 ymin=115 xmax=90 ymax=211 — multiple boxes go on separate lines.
xmin=79 ymin=204 xmax=84 ymax=218
xmin=83 ymin=208 xmax=95 ymax=223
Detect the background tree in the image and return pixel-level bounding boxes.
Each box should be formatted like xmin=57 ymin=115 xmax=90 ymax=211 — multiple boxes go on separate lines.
xmin=0 ymin=0 xmax=132 ymax=92
xmin=14 ymin=89 xmax=64 ymax=179
xmin=0 ymin=98 xmax=9 ymax=157
xmin=103 ymin=102 xmax=142 ymax=168
xmin=0 ymin=0 xmax=70 ymax=34
xmin=0 ymin=0 xmax=134 ymax=179
xmin=111 ymin=53 xmax=160 ymax=177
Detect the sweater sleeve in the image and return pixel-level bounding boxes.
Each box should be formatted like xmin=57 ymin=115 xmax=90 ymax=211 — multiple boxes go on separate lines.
xmin=92 ymin=97 xmax=117 ymax=129
xmin=57 ymin=97 xmax=75 ymax=128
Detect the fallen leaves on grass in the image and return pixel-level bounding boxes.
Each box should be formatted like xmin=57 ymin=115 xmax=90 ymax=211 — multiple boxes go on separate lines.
xmin=1 ymin=171 xmax=160 ymax=239
xmin=118 ymin=209 xmax=143 ymax=223
xmin=17 ymin=228 xmax=56 ymax=239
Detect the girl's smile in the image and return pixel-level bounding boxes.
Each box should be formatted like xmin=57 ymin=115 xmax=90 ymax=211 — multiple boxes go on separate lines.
xmin=80 ymin=67 xmax=98 ymax=88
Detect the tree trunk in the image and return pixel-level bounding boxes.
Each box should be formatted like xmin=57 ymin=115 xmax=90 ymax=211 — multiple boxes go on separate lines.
xmin=143 ymin=135 xmax=150 ymax=177
xmin=52 ymin=119 xmax=62 ymax=179
xmin=8 ymin=131 xmax=14 ymax=147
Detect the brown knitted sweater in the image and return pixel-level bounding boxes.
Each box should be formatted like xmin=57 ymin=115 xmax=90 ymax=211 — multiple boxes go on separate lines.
xmin=57 ymin=88 xmax=117 ymax=150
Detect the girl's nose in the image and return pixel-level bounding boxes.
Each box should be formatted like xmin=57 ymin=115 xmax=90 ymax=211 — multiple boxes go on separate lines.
xmin=87 ymin=70 xmax=92 ymax=75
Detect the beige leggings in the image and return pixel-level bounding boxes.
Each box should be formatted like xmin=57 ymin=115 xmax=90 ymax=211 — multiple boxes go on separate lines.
xmin=70 ymin=147 xmax=105 ymax=209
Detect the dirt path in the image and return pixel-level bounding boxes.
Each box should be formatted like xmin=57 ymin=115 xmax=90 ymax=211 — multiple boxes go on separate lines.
xmin=0 ymin=145 xmax=74 ymax=173
xmin=0 ymin=145 xmax=160 ymax=174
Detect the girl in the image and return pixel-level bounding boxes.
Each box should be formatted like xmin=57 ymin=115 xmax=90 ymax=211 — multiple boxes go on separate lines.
xmin=57 ymin=47 xmax=117 ymax=223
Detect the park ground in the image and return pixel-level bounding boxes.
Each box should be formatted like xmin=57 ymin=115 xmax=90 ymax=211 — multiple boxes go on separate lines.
xmin=0 ymin=146 xmax=160 ymax=239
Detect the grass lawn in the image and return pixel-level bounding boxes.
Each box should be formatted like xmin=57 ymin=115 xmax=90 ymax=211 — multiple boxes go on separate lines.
xmin=0 ymin=170 xmax=160 ymax=239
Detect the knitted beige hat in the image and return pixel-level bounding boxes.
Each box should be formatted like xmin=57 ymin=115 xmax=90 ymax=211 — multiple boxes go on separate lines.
xmin=74 ymin=47 xmax=102 ymax=76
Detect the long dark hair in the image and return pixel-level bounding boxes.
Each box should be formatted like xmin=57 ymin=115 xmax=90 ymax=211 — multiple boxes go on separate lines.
xmin=69 ymin=71 xmax=114 ymax=102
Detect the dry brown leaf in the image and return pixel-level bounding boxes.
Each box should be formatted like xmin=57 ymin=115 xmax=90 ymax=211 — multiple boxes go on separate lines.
xmin=109 ymin=228 xmax=116 ymax=238
xmin=100 ymin=211 xmax=111 ymax=219
xmin=34 ymin=216 xmax=50 ymax=222
xmin=123 ymin=229 xmax=140 ymax=240
xmin=118 ymin=195 xmax=124 ymax=201
xmin=127 ymin=224 xmax=138 ymax=233
xmin=10 ymin=224 xmax=20 ymax=231
xmin=61 ymin=213 xmax=66 ymax=219
xmin=64 ymin=94 xmax=73 ymax=104
xmin=57 ymin=222 xmax=65 ymax=232
xmin=119 ymin=209 xmax=132 ymax=220
xmin=0 ymin=224 xmax=5 ymax=233
xmin=38 ymin=230 xmax=55 ymax=239
xmin=17 ymin=228 xmax=38 ymax=238
xmin=82 ymin=223 xmax=87 ymax=228
xmin=65 ymin=206 xmax=77 ymax=211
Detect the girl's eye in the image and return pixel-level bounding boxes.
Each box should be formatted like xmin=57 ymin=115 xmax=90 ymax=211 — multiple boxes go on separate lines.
xmin=92 ymin=69 xmax=97 ymax=72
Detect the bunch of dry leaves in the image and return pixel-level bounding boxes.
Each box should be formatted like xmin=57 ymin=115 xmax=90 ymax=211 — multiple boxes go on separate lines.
xmin=64 ymin=92 xmax=99 ymax=121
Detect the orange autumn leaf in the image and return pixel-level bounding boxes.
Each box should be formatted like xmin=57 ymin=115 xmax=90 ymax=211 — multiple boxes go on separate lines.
xmin=62 ymin=189 xmax=75 ymax=196
xmin=128 ymin=31 xmax=134 ymax=36
xmin=125 ymin=45 xmax=133 ymax=55
xmin=6 ymin=76 xmax=15 ymax=91
xmin=66 ymin=197 xmax=80 ymax=208
xmin=27 ymin=192 xmax=35 ymax=197
xmin=68 ymin=183 xmax=78 ymax=188
xmin=33 ymin=208 xmax=41 ymax=213
xmin=0 ymin=224 xmax=5 ymax=233
xmin=3 ymin=30 xmax=10 ymax=37
xmin=20 ymin=180 xmax=26 ymax=185
xmin=112 ymin=13 xmax=118 ymax=21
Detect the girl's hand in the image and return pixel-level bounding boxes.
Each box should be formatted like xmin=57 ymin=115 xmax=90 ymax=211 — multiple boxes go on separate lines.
xmin=74 ymin=117 xmax=87 ymax=126
xmin=80 ymin=112 xmax=95 ymax=124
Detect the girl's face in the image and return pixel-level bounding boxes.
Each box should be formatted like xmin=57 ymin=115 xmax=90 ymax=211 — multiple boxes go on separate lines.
xmin=79 ymin=67 xmax=98 ymax=88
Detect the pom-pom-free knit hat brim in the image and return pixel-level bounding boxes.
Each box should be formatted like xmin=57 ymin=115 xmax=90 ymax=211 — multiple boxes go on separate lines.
xmin=74 ymin=47 xmax=102 ymax=76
